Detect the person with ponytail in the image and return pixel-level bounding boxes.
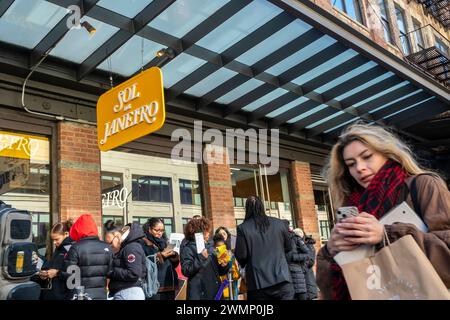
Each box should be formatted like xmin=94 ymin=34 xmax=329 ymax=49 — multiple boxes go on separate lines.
xmin=235 ymin=196 xmax=294 ymax=300
xmin=38 ymin=220 xmax=73 ymax=300
xmin=317 ymin=122 xmax=450 ymax=299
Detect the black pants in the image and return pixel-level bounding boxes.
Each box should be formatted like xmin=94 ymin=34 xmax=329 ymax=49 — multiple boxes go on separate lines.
xmin=247 ymin=282 xmax=294 ymax=300
xmin=294 ymin=292 xmax=308 ymax=300
xmin=148 ymin=291 xmax=176 ymax=300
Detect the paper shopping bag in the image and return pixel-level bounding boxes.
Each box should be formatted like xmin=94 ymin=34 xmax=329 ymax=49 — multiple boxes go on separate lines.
xmin=341 ymin=235 xmax=450 ymax=300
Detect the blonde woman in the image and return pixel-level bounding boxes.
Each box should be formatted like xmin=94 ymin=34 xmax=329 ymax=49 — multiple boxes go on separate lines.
xmin=317 ymin=122 xmax=450 ymax=299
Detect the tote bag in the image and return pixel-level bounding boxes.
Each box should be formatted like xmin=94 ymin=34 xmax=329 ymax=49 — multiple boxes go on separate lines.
xmin=341 ymin=234 xmax=450 ymax=300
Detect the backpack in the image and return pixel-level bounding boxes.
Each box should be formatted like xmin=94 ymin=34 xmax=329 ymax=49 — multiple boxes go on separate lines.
xmin=142 ymin=254 xmax=160 ymax=298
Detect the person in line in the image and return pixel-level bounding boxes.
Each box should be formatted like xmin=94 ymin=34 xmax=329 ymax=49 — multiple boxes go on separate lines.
xmin=180 ymin=217 xmax=229 ymax=300
xmin=142 ymin=218 xmax=180 ymax=300
xmin=105 ymin=221 xmax=147 ymax=300
xmin=284 ymin=222 xmax=310 ymax=300
xmin=37 ymin=220 xmax=73 ymax=300
xmin=64 ymin=214 xmax=112 ymax=300
xmin=235 ymin=196 xmax=294 ymax=300
xmin=293 ymin=228 xmax=318 ymax=300
xmin=317 ymin=123 xmax=450 ymax=299
xmin=213 ymin=233 xmax=240 ymax=300
xmin=215 ymin=226 xmax=232 ymax=250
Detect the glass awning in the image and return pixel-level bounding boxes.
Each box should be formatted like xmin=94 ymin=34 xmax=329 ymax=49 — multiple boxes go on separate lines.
xmin=0 ymin=0 xmax=449 ymax=144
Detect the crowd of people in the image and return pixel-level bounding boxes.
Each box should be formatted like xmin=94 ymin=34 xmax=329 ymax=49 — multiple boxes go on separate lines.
xmin=32 ymin=123 xmax=450 ymax=300
xmin=32 ymin=199 xmax=318 ymax=300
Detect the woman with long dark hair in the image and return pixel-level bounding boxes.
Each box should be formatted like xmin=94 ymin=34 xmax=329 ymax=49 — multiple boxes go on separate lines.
xmin=235 ymin=196 xmax=294 ymax=300
xmin=141 ymin=217 xmax=179 ymax=300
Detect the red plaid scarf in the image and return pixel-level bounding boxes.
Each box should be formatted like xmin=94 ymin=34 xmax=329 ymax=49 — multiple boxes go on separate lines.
xmin=330 ymin=160 xmax=408 ymax=300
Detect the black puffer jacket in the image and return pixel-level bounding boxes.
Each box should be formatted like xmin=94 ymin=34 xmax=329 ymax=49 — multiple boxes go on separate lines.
xmin=40 ymin=237 xmax=73 ymax=300
xmin=304 ymin=236 xmax=318 ymax=299
xmin=64 ymin=236 xmax=113 ymax=300
xmin=109 ymin=223 xmax=147 ymax=295
xmin=180 ymin=240 xmax=229 ymax=300
xmin=285 ymin=233 xmax=310 ymax=294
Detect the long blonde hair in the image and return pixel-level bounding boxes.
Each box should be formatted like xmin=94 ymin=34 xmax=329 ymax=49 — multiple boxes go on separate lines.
xmin=323 ymin=122 xmax=433 ymax=208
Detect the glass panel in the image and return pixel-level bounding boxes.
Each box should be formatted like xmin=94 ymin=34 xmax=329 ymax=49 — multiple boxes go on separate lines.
xmin=305 ymin=111 xmax=345 ymax=129
xmin=395 ymin=6 xmax=411 ymax=55
xmin=97 ymin=0 xmax=154 ymax=18
xmin=101 ymin=171 xmax=123 ymax=194
xmin=196 ymin=0 xmax=282 ymax=53
xmin=353 ymin=81 xmax=409 ymax=108
xmin=50 ymin=16 xmax=119 ymax=63
xmin=0 ymin=0 xmax=67 ymax=49
xmin=382 ymin=97 xmax=434 ymax=119
xmin=345 ymin=0 xmax=363 ymax=23
xmin=0 ymin=131 xmax=50 ymax=249
xmin=235 ymin=20 xmax=312 ymax=66
xmin=287 ymin=104 xmax=328 ymax=123
xmin=149 ymin=0 xmax=230 ymax=38
xmin=242 ymin=88 xmax=289 ymax=112
xmin=435 ymin=36 xmax=449 ymax=54
xmin=412 ymin=19 xmax=424 ymax=51
xmin=334 ymin=72 xmax=393 ymax=101
xmin=368 ymin=89 xmax=422 ymax=114
xmin=266 ymin=97 xmax=308 ymax=118
xmin=334 ymin=0 xmax=345 ymax=12
xmin=266 ymin=36 xmax=336 ymax=76
xmin=180 ymin=179 xmax=201 ymax=205
xmin=378 ymin=0 xmax=393 ymax=44
xmin=315 ymin=61 xmax=377 ymax=94
xmin=324 ymin=117 xmax=359 ymax=133
xmin=215 ymin=79 xmax=264 ymax=104
xmin=292 ymin=50 xmax=359 ymax=86
xmin=97 ymin=36 xmax=165 ymax=76
xmin=162 ymin=53 xmax=207 ymax=88
xmin=184 ymin=68 xmax=237 ymax=97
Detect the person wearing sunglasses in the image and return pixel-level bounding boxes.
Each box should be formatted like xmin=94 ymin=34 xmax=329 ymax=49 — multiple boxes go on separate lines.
xmin=141 ymin=217 xmax=180 ymax=300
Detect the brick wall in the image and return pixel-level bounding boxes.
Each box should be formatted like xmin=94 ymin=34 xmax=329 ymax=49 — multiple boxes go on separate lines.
xmin=201 ymin=145 xmax=236 ymax=233
xmin=57 ymin=121 xmax=102 ymax=231
xmin=290 ymin=161 xmax=321 ymax=253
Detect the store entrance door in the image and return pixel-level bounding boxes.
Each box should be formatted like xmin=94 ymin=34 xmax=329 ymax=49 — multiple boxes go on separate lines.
xmin=231 ymin=165 xmax=293 ymax=227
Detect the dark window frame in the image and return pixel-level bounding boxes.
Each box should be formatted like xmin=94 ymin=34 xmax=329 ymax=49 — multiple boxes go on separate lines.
xmin=132 ymin=175 xmax=173 ymax=203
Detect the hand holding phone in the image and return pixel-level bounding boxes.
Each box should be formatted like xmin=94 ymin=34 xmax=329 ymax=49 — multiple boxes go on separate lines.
xmin=336 ymin=206 xmax=359 ymax=223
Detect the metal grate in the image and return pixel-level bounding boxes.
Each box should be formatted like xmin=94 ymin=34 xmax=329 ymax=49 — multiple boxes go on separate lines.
xmin=416 ymin=0 xmax=450 ymax=28
xmin=406 ymin=46 xmax=450 ymax=85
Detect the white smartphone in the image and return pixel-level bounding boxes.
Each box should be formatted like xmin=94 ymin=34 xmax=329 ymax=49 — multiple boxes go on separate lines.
xmin=336 ymin=206 xmax=359 ymax=222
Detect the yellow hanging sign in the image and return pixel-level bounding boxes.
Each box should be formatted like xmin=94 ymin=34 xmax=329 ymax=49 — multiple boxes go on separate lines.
xmin=96 ymin=67 xmax=166 ymax=151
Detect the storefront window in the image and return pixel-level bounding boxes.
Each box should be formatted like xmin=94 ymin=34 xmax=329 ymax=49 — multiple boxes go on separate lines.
xmin=179 ymin=179 xmax=201 ymax=205
xmin=102 ymin=215 xmax=123 ymax=226
xmin=132 ymin=175 xmax=172 ymax=202
xmin=0 ymin=131 xmax=50 ymax=251
xmin=231 ymin=166 xmax=293 ymax=222
xmin=101 ymin=150 xmax=202 ymax=235
xmin=101 ymin=172 xmax=123 ymax=193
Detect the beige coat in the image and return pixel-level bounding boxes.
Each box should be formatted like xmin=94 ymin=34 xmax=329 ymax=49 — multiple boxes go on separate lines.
xmin=316 ymin=174 xmax=450 ymax=299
